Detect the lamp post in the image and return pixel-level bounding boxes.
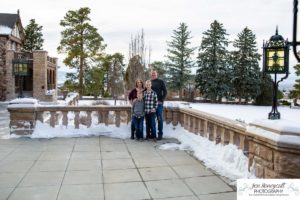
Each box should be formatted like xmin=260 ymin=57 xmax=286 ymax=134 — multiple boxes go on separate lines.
xmin=13 ymin=59 xmax=29 ymax=98
xmin=262 ymin=0 xmax=300 ymax=119
xmin=263 ymin=28 xmax=289 ymax=119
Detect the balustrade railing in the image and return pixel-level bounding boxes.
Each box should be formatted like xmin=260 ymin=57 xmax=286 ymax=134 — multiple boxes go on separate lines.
xmin=163 ymin=106 xmax=248 ymax=152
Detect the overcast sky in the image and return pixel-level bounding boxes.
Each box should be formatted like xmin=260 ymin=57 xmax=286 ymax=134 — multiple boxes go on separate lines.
xmin=1 ymin=0 xmax=298 ymax=88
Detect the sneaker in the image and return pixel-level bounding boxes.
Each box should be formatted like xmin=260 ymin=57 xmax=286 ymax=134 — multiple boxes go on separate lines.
xmin=157 ymin=135 xmax=162 ymax=141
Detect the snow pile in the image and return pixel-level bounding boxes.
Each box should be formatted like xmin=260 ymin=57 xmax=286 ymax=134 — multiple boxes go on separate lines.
xmin=64 ymin=92 xmax=79 ymax=105
xmin=8 ymin=98 xmax=39 ymax=108
xmin=161 ymin=125 xmax=253 ymax=181
xmin=28 ymin=121 xmax=130 ymax=139
xmin=0 ymin=25 xmax=12 ymax=35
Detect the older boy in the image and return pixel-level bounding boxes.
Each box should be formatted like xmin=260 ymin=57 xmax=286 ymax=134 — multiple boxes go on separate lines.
xmin=144 ymin=80 xmax=158 ymax=141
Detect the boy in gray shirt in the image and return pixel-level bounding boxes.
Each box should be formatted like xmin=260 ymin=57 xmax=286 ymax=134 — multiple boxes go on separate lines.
xmin=132 ymin=92 xmax=145 ymax=140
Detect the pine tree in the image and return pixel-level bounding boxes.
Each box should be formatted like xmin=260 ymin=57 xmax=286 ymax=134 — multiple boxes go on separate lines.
xmin=166 ymin=22 xmax=195 ymax=99
xmin=231 ymin=27 xmax=261 ymax=103
xmin=254 ymin=73 xmax=273 ymax=105
xmin=196 ymin=20 xmax=230 ymax=102
xmin=22 ymin=19 xmax=44 ymax=52
xmin=57 ymin=7 xmax=106 ymax=98
xmin=291 ymin=64 xmax=300 ymax=99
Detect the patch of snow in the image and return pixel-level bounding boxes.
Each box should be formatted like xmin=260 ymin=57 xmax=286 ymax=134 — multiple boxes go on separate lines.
xmin=8 ymin=98 xmax=39 ymax=108
xmin=161 ymin=125 xmax=254 ymax=181
xmin=251 ymin=119 xmax=300 ymax=135
xmin=0 ymin=25 xmax=12 ymax=35
xmin=247 ymin=125 xmax=300 ymax=146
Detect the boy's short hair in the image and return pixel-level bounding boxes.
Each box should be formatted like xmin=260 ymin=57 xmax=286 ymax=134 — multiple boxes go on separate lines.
xmin=145 ymin=80 xmax=152 ymax=85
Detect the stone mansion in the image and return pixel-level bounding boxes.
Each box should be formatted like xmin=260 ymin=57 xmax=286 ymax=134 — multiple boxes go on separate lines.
xmin=0 ymin=10 xmax=57 ymax=101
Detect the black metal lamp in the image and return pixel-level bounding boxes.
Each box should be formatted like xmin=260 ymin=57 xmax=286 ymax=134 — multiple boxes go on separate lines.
xmin=12 ymin=59 xmax=29 ymax=98
xmin=263 ymin=28 xmax=289 ymax=119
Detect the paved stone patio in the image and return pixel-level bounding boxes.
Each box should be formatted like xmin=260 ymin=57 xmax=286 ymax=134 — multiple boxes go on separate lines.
xmin=0 ymin=104 xmax=236 ymax=200
xmin=0 ymin=136 xmax=236 ymax=200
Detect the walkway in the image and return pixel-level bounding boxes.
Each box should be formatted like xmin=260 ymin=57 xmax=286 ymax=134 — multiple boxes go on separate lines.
xmin=0 ymin=106 xmax=236 ymax=200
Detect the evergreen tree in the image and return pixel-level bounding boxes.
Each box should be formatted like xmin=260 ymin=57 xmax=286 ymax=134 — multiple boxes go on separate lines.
xmin=84 ymin=67 xmax=104 ymax=98
xmin=293 ymin=64 xmax=300 ymax=97
xmin=196 ymin=20 xmax=230 ymax=102
xmin=57 ymin=7 xmax=106 ymax=97
xmin=231 ymin=27 xmax=261 ymax=103
xmin=254 ymin=73 xmax=273 ymax=105
xmin=166 ymin=22 xmax=195 ymax=99
xmin=22 ymin=19 xmax=44 ymax=52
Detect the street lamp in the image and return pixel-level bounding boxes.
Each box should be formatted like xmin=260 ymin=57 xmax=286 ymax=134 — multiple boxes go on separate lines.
xmin=263 ymin=28 xmax=289 ymax=119
xmin=262 ymin=0 xmax=300 ymax=119
xmin=13 ymin=59 xmax=29 ymax=98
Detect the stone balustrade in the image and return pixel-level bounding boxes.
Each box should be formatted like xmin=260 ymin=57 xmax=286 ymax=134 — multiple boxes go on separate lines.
xmin=8 ymin=105 xmax=132 ymax=134
xmin=164 ymin=106 xmax=248 ymax=151
xmin=8 ymin=104 xmax=300 ymax=178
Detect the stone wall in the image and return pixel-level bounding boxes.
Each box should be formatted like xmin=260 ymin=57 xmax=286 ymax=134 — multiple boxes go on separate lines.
xmin=247 ymin=124 xmax=300 ymax=178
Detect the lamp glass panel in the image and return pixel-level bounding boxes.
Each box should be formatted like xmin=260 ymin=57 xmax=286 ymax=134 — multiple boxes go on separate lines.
xmin=266 ymin=48 xmax=285 ymax=72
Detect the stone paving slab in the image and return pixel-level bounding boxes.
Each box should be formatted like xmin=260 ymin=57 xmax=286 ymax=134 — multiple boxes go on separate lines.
xmin=0 ymin=136 xmax=236 ymax=200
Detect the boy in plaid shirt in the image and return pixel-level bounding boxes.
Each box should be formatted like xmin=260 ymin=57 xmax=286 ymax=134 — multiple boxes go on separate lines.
xmin=143 ymin=80 xmax=158 ymax=141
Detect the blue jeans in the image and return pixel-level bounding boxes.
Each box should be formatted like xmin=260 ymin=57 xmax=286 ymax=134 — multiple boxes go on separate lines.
xmin=156 ymin=103 xmax=164 ymax=137
xmin=132 ymin=116 xmax=144 ymax=139
xmin=145 ymin=112 xmax=156 ymax=139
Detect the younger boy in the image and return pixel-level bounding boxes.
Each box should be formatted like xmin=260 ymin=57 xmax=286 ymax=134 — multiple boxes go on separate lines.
xmin=132 ymin=92 xmax=145 ymax=140
xmin=143 ymin=80 xmax=158 ymax=141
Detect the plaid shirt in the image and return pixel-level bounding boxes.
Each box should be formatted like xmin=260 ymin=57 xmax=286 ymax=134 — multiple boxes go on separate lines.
xmin=143 ymin=90 xmax=158 ymax=114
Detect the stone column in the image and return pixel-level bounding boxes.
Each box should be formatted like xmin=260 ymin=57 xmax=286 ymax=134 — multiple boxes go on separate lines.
xmin=33 ymin=51 xmax=48 ymax=101
xmin=5 ymin=50 xmax=16 ymax=100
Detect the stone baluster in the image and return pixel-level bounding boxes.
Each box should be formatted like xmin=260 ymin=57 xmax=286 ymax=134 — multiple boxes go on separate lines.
xmin=50 ymin=111 xmax=56 ymax=127
xmin=115 ymin=111 xmax=121 ymax=127
xmin=229 ymin=131 xmax=235 ymax=145
xmin=37 ymin=111 xmax=44 ymax=122
xmin=220 ymin=128 xmax=225 ymax=145
xmin=86 ymin=111 xmax=92 ymax=128
xmin=198 ymin=119 xmax=202 ymax=136
xmin=98 ymin=111 xmax=104 ymax=124
xmin=203 ymin=120 xmax=208 ymax=138
xmin=192 ymin=117 xmax=197 ymax=134
xmin=62 ymin=111 xmax=68 ymax=127
xmin=239 ymin=135 xmax=245 ymax=150
xmin=74 ymin=111 xmax=80 ymax=129
xmin=126 ymin=110 xmax=131 ymax=124
xmin=213 ymin=125 xmax=218 ymax=140
xmin=104 ymin=111 xmax=109 ymax=126
xmin=55 ymin=113 xmax=60 ymax=125
xmin=179 ymin=112 xmax=184 ymax=126
xmin=172 ymin=109 xmax=179 ymax=126
xmin=188 ymin=115 xmax=192 ymax=132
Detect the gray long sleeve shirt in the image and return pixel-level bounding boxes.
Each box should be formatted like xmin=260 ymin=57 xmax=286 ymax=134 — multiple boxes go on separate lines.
xmin=132 ymin=100 xmax=144 ymax=117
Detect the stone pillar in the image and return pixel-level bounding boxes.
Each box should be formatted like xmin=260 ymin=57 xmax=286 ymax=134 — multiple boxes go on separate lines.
xmin=33 ymin=51 xmax=48 ymax=101
xmin=5 ymin=50 xmax=16 ymax=100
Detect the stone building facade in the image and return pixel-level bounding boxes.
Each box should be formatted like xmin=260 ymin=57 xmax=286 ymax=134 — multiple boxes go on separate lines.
xmin=0 ymin=11 xmax=57 ymax=101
